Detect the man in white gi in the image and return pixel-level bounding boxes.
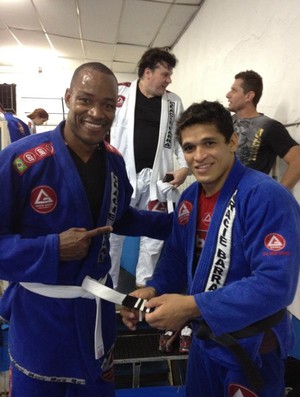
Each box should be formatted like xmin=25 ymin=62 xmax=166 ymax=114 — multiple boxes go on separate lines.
xmin=109 ymin=47 xmax=189 ymax=288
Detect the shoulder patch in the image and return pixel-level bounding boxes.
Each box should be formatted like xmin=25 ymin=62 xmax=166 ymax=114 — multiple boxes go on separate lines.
xmin=13 ymin=142 xmax=55 ymax=175
xmin=178 ymin=200 xmax=193 ymax=225
xmin=264 ymin=233 xmax=286 ymax=251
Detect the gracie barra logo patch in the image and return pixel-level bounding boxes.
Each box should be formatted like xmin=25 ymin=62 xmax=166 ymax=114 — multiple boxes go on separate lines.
xmin=148 ymin=200 xmax=168 ymax=212
xmin=264 ymin=233 xmax=286 ymax=251
xmin=30 ymin=186 xmax=57 ymax=214
xmin=13 ymin=142 xmax=55 ymax=175
xmin=228 ymin=384 xmax=258 ymax=397
xmin=202 ymin=212 xmax=212 ymax=226
xmin=178 ymin=200 xmax=193 ymax=225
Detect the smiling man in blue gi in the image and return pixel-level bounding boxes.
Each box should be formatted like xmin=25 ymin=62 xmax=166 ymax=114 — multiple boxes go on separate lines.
xmin=121 ymin=100 xmax=300 ymax=397
xmin=0 ymin=62 xmax=172 ymax=397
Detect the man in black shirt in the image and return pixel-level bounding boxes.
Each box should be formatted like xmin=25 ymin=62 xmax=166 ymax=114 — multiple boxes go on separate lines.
xmin=226 ymin=70 xmax=300 ymax=189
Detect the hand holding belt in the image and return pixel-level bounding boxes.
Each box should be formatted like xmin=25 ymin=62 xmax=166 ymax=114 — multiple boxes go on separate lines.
xmin=20 ymin=276 xmax=152 ymax=359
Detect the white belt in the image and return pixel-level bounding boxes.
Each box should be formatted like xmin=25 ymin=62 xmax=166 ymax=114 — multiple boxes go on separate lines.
xmin=156 ymin=180 xmax=180 ymax=213
xmin=20 ymin=275 xmax=150 ymax=359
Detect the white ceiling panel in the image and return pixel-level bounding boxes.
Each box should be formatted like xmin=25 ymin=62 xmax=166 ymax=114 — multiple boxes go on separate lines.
xmin=0 ymin=27 xmax=18 ymax=45
xmin=0 ymin=0 xmax=205 ymax=73
xmin=153 ymin=4 xmax=200 ymax=47
xmin=112 ymin=61 xmax=137 ymax=74
xmin=35 ymin=0 xmax=80 ymax=38
xmin=119 ymin=0 xmax=170 ymax=46
xmin=174 ymin=0 xmax=204 ymax=3
xmin=48 ymin=35 xmax=83 ymax=58
xmin=79 ymin=0 xmax=123 ymax=43
xmin=0 ymin=0 xmax=40 ymax=30
xmin=149 ymin=0 xmax=201 ymax=3
xmin=114 ymin=44 xmax=148 ymax=63
xmin=10 ymin=28 xmax=50 ymax=48
xmin=56 ymin=57 xmax=85 ymax=71
xmin=84 ymin=41 xmax=115 ymax=62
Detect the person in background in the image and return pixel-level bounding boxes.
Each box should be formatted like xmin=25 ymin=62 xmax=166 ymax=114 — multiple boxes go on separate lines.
xmin=27 ymin=108 xmax=49 ymax=133
xmin=0 ymin=102 xmax=30 ymax=143
xmin=0 ymin=62 xmax=172 ymax=397
xmin=109 ymin=47 xmax=189 ymax=289
xmin=120 ymin=101 xmax=300 ymax=397
xmin=226 ymin=69 xmax=300 ymax=189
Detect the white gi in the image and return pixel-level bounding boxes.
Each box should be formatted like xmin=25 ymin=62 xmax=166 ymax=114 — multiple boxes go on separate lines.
xmin=109 ymin=79 xmax=187 ymax=287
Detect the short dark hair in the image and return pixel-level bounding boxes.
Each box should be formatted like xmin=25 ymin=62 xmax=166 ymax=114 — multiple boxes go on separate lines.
xmin=235 ymin=70 xmax=263 ymax=106
xmin=70 ymin=62 xmax=117 ymax=88
xmin=176 ymin=101 xmax=234 ymax=144
xmin=137 ymin=47 xmax=177 ymax=78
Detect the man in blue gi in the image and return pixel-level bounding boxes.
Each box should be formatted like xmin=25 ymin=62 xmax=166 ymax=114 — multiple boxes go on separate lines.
xmin=0 ymin=103 xmax=31 ymax=143
xmin=121 ymin=101 xmax=300 ymax=397
xmin=0 ymin=62 xmax=172 ymax=396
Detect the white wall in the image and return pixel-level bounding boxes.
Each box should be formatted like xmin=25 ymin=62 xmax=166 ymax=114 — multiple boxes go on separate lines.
xmin=171 ymin=0 xmax=300 ymax=200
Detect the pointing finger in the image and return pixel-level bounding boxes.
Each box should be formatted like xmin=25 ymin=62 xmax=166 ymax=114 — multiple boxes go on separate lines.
xmin=85 ymin=226 xmax=113 ymax=238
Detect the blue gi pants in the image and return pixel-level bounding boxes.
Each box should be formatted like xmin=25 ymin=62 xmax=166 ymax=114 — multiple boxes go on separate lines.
xmin=9 ymin=366 xmax=114 ymax=397
xmin=185 ymin=342 xmax=285 ymax=397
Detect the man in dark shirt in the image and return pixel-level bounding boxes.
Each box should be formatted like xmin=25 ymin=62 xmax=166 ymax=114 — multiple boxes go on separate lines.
xmin=226 ymin=70 xmax=300 ymax=189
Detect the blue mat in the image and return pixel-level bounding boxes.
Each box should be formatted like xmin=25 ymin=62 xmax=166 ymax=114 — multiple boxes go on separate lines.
xmin=116 ymin=386 xmax=185 ymax=397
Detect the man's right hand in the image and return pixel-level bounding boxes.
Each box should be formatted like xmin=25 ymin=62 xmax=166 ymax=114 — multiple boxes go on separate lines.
xmin=120 ymin=287 xmax=156 ymax=330
xmin=59 ymin=226 xmax=112 ymax=261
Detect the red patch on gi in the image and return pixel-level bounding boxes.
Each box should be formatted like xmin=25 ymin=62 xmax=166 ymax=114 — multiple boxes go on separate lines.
xmin=228 ymin=384 xmax=258 ymax=397
xmin=117 ymin=95 xmax=126 ymax=107
xmin=178 ymin=201 xmax=193 ymax=225
xmin=264 ymin=233 xmax=286 ymax=251
xmin=148 ymin=200 xmax=167 ymax=212
xmin=31 ymin=186 xmax=57 ymax=214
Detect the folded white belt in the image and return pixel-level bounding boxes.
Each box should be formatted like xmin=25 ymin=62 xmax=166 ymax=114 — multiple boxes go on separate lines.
xmin=156 ymin=180 xmax=180 ymax=213
xmin=20 ymin=276 xmax=151 ymax=359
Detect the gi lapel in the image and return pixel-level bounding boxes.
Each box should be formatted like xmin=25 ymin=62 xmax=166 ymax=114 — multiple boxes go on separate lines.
xmin=191 ymin=160 xmax=246 ymax=294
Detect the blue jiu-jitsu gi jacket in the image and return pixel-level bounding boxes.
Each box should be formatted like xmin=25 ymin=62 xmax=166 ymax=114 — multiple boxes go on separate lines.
xmin=148 ymin=159 xmax=300 ymax=373
xmin=0 ymin=121 xmax=172 ymax=384
xmin=4 ymin=112 xmax=31 ymax=142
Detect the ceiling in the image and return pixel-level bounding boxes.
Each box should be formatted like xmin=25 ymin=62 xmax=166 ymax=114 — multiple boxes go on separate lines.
xmin=0 ymin=0 xmax=204 ymax=75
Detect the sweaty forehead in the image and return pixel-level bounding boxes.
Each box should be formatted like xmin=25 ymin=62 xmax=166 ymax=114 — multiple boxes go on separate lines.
xmin=81 ymin=70 xmax=93 ymax=85
xmin=72 ymin=69 xmax=117 ymax=94
xmin=74 ymin=68 xmax=116 ymax=85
